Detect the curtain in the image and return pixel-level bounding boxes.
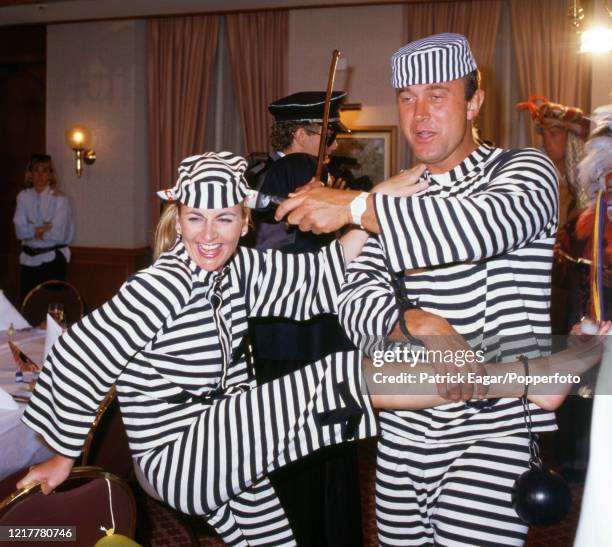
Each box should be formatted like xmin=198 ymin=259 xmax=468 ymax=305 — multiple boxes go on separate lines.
xmin=403 ymin=0 xmax=502 ymax=146
xmin=510 ymin=0 xmax=591 ymax=146
xmin=226 ymin=11 xmax=288 ymax=154
xmin=147 ymin=15 xmax=219 ymax=229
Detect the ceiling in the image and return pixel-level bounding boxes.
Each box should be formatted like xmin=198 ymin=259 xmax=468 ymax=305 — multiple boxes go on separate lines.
xmin=0 ymin=0 xmax=406 ymax=26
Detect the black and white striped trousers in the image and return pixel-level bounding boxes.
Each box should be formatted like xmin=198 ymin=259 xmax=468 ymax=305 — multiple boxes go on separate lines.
xmin=207 ymin=477 xmax=295 ymax=546
xmin=137 ymin=350 xmax=377 ymax=543
xmin=376 ymin=432 xmax=531 ymax=546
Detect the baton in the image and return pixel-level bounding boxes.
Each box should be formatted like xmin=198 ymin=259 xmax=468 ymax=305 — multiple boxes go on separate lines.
xmin=315 ymin=49 xmax=341 ymax=185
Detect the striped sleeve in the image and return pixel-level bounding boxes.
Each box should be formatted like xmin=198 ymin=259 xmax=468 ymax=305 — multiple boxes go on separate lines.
xmin=338 ymin=236 xmax=399 ymax=353
xmin=374 ymin=149 xmax=558 ymax=272
xmin=244 ymin=239 xmax=346 ymax=320
xmin=22 ymin=266 xmax=191 ymax=458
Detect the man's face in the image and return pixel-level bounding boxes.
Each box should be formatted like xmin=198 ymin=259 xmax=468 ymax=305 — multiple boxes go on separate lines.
xmin=298 ymin=125 xmax=337 ymax=159
xmin=539 ymin=125 xmax=567 ymax=165
xmin=397 ymin=79 xmax=482 ymax=173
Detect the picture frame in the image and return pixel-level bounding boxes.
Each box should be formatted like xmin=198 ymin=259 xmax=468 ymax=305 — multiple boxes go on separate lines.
xmin=333 ymin=125 xmax=397 ymax=188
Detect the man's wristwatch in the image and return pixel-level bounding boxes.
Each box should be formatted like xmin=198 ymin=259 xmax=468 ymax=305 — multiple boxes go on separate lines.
xmin=349 ymin=192 xmax=369 ymax=227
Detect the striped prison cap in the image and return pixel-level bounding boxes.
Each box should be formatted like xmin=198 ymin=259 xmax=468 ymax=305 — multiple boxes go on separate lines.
xmin=268 ymin=91 xmax=349 ymax=132
xmin=157 ymin=151 xmax=250 ymax=209
xmin=390 ymin=33 xmax=477 ymax=88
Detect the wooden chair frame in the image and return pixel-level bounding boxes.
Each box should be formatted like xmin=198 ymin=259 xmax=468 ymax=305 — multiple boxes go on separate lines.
xmin=0 ymin=466 xmax=137 ymax=538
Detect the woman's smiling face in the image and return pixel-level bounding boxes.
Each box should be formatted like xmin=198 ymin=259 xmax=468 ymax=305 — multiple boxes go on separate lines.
xmin=176 ymin=204 xmax=248 ymax=272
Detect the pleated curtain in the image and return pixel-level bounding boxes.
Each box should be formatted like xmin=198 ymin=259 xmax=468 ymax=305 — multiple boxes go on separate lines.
xmin=509 ymin=0 xmax=591 ymax=146
xmin=226 ymin=11 xmax=288 ymax=155
xmin=147 ymin=15 xmax=220 ymax=229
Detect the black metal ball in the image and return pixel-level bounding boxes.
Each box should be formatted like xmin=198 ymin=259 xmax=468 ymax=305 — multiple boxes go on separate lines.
xmin=512 ymin=468 xmax=572 ymax=525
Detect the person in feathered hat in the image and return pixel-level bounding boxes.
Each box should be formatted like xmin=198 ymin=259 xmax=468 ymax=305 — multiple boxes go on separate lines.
xmin=517 ymin=97 xmax=590 ymax=335
xmin=573 ymin=102 xmax=612 ymax=323
xmin=517 ymin=95 xmax=590 ymax=227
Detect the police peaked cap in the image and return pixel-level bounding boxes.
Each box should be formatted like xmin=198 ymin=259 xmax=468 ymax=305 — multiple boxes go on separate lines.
xmin=268 ymin=91 xmax=349 ymax=132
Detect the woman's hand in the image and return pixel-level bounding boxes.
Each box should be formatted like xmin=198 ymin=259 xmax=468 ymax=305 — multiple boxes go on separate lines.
xmin=373 ymin=164 xmax=428 ymax=198
xmin=16 ymin=454 xmax=75 ymax=495
xmin=528 ymin=321 xmax=611 ymax=410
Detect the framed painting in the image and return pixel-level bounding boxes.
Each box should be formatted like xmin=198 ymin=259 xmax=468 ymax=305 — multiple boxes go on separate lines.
xmin=332 ymin=125 xmax=397 ymax=189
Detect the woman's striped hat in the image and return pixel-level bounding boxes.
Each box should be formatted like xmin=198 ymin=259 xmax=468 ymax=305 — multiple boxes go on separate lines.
xmin=391 ymin=33 xmax=477 ymax=88
xmin=157 ymin=151 xmax=250 ymax=209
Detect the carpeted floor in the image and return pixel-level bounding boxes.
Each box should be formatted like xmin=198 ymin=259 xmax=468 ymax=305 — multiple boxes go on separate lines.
xmin=142 ymin=437 xmax=583 ymax=546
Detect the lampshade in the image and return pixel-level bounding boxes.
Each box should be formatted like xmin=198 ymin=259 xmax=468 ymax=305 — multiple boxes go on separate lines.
xmin=65 ymin=124 xmax=92 ymax=149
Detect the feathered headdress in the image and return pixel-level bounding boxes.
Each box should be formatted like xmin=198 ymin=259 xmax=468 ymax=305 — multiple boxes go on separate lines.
xmin=516 ymin=95 xmax=590 ymax=136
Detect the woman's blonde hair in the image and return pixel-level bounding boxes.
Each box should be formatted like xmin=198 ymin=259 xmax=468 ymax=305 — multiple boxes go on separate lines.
xmin=154 ymin=203 xmax=180 ymax=259
xmin=153 ymin=203 xmax=252 ymax=260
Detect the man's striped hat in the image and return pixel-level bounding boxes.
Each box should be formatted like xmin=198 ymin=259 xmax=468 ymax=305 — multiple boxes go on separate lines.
xmin=157 ymin=151 xmax=250 ymax=209
xmin=391 ymin=33 xmax=477 ymax=88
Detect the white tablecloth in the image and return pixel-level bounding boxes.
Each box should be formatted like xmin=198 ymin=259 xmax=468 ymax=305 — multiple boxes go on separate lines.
xmin=574 ymin=347 xmax=612 ymax=546
xmin=0 ymin=329 xmax=54 ymax=481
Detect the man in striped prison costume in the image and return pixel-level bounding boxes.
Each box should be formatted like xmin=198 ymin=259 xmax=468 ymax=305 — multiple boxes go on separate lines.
xmin=18 ymin=151 xmax=386 ymax=546
xmin=277 ymin=34 xmax=559 ymax=546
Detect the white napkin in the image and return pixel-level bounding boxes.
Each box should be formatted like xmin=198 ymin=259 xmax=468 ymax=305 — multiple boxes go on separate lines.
xmin=0 ymin=290 xmax=30 ymax=330
xmin=43 ymin=313 xmax=64 ymax=361
xmin=0 ymin=386 xmax=19 ymax=411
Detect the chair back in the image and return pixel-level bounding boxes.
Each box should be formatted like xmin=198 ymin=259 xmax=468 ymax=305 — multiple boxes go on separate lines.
xmin=0 ymin=466 xmax=136 ymax=545
xmin=81 ymin=389 xmax=134 ymax=480
xmin=20 ymin=280 xmax=83 ymax=328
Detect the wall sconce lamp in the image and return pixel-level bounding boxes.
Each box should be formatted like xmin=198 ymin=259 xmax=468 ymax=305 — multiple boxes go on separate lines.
xmin=65 ymin=124 xmax=96 ymax=177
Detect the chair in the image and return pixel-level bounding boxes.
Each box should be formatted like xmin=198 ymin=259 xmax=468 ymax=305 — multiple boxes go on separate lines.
xmin=0 ymin=466 xmax=137 ymax=545
xmin=20 ymin=279 xmax=84 ymax=328
xmin=80 ymin=390 xmax=211 ymax=544
xmin=81 ymin=388 xmax=134 ymax=480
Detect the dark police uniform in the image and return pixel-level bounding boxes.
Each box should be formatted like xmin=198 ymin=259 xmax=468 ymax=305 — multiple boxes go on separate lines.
xmin=248 ymin=92 xmax=364 ymax=547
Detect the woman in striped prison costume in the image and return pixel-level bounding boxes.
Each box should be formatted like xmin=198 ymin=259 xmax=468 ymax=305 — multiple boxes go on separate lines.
xmin=16 ymin=151 xmax=391 ymax=546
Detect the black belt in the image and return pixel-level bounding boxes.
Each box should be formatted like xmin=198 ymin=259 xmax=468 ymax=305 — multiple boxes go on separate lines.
xmin=22 ymin=244 xmax=67 ymax=257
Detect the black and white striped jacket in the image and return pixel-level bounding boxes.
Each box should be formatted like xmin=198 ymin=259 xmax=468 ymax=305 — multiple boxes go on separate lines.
xmin=23 ymin=239 xmax=346 ymax=459
xmin=339 ymin=145 xmax=559 ymax=443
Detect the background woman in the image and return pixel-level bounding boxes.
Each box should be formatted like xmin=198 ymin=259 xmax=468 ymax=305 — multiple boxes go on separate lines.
xmin=13 ymin=154 xmax=75 ymax=302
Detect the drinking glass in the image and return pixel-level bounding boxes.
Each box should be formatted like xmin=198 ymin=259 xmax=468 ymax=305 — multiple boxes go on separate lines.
xmin=48 ymin=302 xmax=65 ymax=325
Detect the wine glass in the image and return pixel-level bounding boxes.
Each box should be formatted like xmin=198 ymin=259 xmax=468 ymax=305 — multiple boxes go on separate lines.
xmin=48 ymin=302 xmax=65 ymax=326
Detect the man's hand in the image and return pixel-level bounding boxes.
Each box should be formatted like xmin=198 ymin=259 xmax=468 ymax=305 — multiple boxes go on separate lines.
xmin=396 ymin=309 xmax=488 ymax=401
xmin=275 ymin=187 xmax=357 ymax=234
xmin=275 ymin=165 xmax=427 ymax=234
xmin=17 ymin=454 xmax=75 ymax=495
